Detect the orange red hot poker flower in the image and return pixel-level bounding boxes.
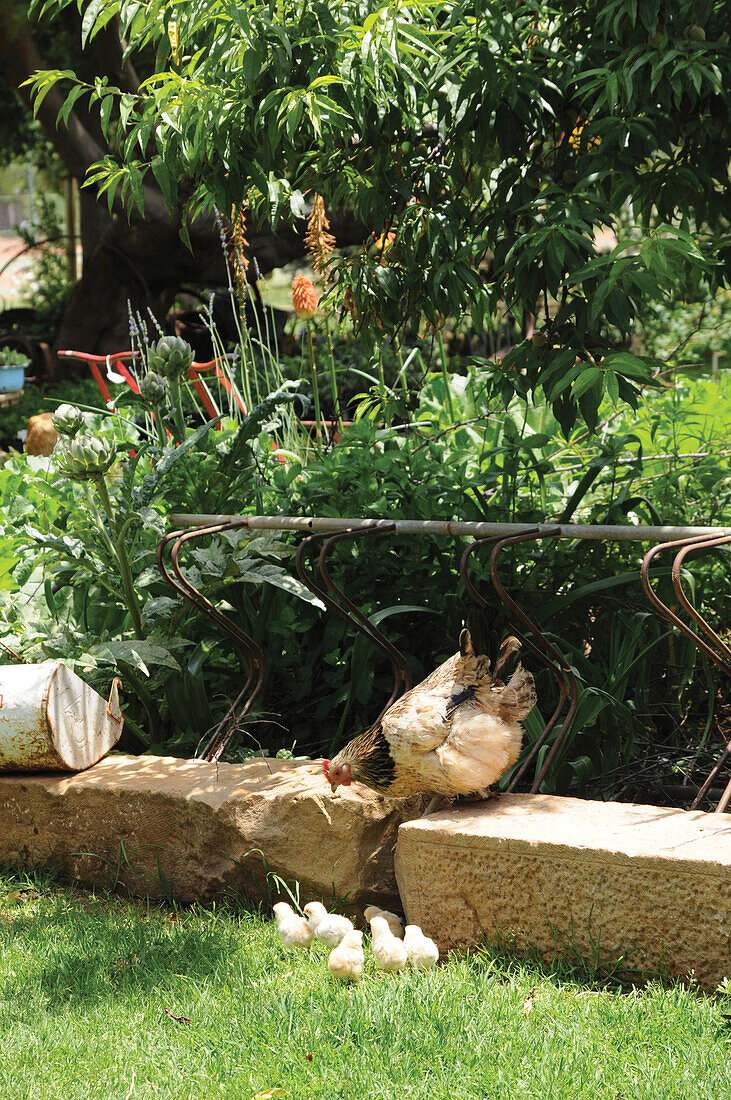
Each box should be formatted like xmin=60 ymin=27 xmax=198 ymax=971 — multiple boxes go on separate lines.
xmin=292 ymin=274 xmax=318 ymax=316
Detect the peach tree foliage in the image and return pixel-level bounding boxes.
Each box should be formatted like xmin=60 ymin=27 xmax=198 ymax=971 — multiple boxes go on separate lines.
xmin=27 ymin=0 xmax=728 ymax=430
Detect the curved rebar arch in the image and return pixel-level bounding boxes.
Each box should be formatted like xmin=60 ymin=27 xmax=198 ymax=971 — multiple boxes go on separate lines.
xmin=461 ymin=534 xmax=570 ymax=793
xmin=319 ymin=528 xmax=412 ymax=709
xmin=295 ymin=524 xmax=411 ymax=722
xmin=641 ymin=534 xmax=731 ymax=676
xmin=671 ymin=534 xmax=731 ymax=668
xmin=641 ymin=532 xmax=731 ymax=812
xmin=157 ymin=520 xmax=264 ymax=761
xmin=485 ymin=528 xmax=579 ymax=793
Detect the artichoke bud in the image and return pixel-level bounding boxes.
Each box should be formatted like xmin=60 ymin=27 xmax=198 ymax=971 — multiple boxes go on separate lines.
xmin=54 ymin=433 xmax=117 ymax=481
xmin=52 ymin=404 xmax=85 ymax=438
xmin=148 ymin=336 xmax=194 ymax=379
xmin=140 ymin=371 xmax=169 ymax=404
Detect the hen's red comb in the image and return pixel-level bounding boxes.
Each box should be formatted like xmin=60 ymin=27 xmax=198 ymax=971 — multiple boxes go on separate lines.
xmin=322 ymin=759 xmax=331 ymax=775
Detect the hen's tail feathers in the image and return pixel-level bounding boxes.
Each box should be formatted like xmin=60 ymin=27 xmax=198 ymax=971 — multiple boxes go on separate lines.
xmin=459 ymin=605 xmax=504 ymax=667
xmin=459 ymin=606 xmax=524 ymax=683
xmin=493 ymin=635 xmax=522 ymax=684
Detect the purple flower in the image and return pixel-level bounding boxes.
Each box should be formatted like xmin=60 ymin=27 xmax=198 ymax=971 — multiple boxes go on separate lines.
xmin=213 ymin=205 xmax=228 ymax=251
xmin=127 ymin=301 xmax=139 ymax=343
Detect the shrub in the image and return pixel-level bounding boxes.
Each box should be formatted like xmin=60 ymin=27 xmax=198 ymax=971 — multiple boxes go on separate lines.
xmin=0 ymin=363 xmax=728 ymax=804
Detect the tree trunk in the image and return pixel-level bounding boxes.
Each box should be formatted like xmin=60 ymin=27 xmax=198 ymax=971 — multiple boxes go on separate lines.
xmin=58 ymin=210 xmax=366 ymax=354
xmin=0 ymin=4 xmax=367 ymax=356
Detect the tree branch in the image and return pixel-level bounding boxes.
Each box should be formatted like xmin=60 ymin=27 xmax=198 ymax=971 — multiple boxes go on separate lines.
xmin=0 ymin=4 xmax=167 ymax=222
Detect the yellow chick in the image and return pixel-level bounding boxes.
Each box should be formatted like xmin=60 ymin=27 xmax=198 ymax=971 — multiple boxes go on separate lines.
xmin=273 ymin=901 xmax=314 ymax=950
xmin=364 ymin=905 xmax=404 ymax=939
xmin=404 ymin=924 xmax=439 ymax=969
xmin=370 ymin=915 xmax=408 ymax=972
xmin=303 ymin=902 xmax=354 ymax=948
xmin=328 ymin=929 xmax=365 ymax=982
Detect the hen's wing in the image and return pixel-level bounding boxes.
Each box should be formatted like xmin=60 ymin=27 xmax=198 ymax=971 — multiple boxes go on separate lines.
xmin=381 ymin=651 xmax=467 ymax=755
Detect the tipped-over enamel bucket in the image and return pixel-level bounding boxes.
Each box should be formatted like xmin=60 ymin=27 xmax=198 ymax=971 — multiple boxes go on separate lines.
xmin=0 ymin=663 xmax=123 ymax=772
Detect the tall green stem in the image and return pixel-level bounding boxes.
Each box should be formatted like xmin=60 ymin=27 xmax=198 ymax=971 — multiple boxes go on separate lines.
xmin=437 ymin=330 xmax=456 ymax=425
xmin=394 ymin=336 xmax=409 ymax=400
xmin=95 ymin=476 xmax=145 ymax=640
xmin=152 ymin=409 xmax=168 ymax=449
xmin=170 ymin=376 xmax=187 ymax=443
xmin=117 ymin=663 xmax=157 ymax=743
xmin=325 ymin=324 xmax=343 ymax=434
xmin=377 ymin=349 xmax=386 ymax=398
xmin=306 ymin=322 xmax=322 ymax=445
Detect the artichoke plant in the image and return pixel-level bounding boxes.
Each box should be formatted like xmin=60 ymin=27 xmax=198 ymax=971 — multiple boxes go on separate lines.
xmin=148 ymin=336 xmax=194 ymax=379
xmin=52 ymin=404 xmax=84 ymax=439
xmin=140 ymin=371 xmax=169 ymax=404
xmin=54 ymin=434 xmax=117 ymax=481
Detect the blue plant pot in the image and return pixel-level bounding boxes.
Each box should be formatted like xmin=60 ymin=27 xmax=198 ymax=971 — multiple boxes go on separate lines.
xmin=0 ymin=364 xmax=28 ymax=394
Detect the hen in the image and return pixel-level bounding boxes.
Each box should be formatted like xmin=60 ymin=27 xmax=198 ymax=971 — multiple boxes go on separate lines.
xmin=323 ymin=611 xmax=535 ymax=801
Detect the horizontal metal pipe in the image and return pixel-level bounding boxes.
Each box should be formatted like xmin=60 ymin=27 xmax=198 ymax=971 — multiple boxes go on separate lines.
xmin=170 ymin=514 xmax=731 ymax=543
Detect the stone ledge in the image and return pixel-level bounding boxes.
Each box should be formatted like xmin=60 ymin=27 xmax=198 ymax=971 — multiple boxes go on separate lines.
xmin=0 ymin=754 xmax=425 ymax=913
xmin=394 ymin=794 xmax=731 ymax=990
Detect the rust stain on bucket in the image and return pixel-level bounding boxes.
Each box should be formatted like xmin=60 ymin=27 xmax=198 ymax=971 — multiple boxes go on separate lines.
xmin=0 ymin=663 xmax=123 ymax=772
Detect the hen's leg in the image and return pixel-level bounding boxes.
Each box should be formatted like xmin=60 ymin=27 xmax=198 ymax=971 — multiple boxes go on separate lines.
xmin=455 ymin=788 xmax=497 ymax=806
xmin=421 ymin=795 xmax=450 ymax=817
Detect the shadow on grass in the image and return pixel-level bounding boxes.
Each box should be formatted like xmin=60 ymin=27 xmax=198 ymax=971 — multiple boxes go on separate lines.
xmin=0 ymin=862 xmax=269 ymax=1010
xmin=0 ymin=861 xmax=692 ymax=1006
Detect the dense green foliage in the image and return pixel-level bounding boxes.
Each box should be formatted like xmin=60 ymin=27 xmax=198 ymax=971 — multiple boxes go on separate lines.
xmin=1 ymin=866 xmax=731 ymax=1099
xmin=1 ymin=356 xmax=728 ymax=802
xmin=26 ymin=0 xmax=730 ymax=428
xmin=0 ymin=377 xmax=100 ymax=446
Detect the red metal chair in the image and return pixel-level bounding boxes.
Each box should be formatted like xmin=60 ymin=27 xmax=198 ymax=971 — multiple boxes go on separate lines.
xmin=58 ymin=350 xmax=247 ymax=425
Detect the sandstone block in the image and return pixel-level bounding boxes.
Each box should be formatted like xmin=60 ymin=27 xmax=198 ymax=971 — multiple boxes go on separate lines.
xmin=0 ymin=754 xmax=424 ymax=913
xmin=395 ymin=794 xmax=731 ymax=990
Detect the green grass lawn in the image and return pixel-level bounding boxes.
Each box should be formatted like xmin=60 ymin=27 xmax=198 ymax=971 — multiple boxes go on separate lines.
xmin=1 ymin=867 xmax=729 ymax=1100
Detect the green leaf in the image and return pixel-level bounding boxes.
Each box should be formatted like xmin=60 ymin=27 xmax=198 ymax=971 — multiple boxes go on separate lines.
xmin=571 ymin=366 xmax=602 ymax=399
xmin=222 ymin=382 xmax=303 ymax=474
xmin=88 ymin=640 xmax=182 ymax=675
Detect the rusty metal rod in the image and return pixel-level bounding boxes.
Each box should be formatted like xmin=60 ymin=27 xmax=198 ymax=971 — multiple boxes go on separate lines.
xmin=170 ymin=515 xmax=731 ymax=542
xmin=159 ymin=522 xmax=265 ymax=761
xmin=295 ymin=528 xmax=410 ymax=722
xmin=641 ymin=535 xmax=731 ymax=677
xmin=460 ymin=535 xmax=573 ymax=794
xmin=641 ymin=532 xmax=731 ymax=813
xmin=318 ymin=528 xmax=412 ymax=710
xmin=489 ymin=529 xmax=579 ymax=793
xmin=672 ymin=534 xmax=731 ymax=666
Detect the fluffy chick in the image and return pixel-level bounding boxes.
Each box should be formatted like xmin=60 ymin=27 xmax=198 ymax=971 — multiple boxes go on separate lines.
xmin=328 ymin=929 xmax=365 ymax=983
xmin=364 ymin=905 xmax=404 ymax=939
xmin=273 ymin=901 xmax=314 ymax=950
xmin=303 ymin=902 xmax=354 ymax=948
xmin=404 ymin=924 xmax=439 ymax=969
xmin=370 ymin=915 xmax=408 ymax=972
